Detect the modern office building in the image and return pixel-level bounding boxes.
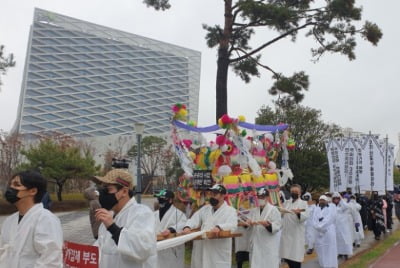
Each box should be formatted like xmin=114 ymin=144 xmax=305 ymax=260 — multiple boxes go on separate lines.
xmin=14 ymin=8 xmax=201 ymax=139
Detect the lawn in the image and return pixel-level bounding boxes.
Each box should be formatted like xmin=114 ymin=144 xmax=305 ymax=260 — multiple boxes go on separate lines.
xmin=342 ymin=228 xmax=400 ymax=268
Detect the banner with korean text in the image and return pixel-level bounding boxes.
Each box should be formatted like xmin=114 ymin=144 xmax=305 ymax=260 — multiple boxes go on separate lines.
xmin=325 ymin=135 xmax=394 ymax=193
xmin=63 ymin=241 xmax=98 ymax=268
xmin=326 ymin=138 xmax=346 ymax=192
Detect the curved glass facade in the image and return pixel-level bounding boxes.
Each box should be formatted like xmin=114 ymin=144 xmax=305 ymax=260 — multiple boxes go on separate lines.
xmin=14 ymin=8 xmax=201 ymax=137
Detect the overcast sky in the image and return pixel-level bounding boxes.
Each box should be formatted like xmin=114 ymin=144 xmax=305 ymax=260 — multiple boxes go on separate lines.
xmin=1 ymin=0 xmax=399 ymax=149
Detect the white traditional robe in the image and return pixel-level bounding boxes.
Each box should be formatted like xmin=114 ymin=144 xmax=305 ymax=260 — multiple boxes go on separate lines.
xmin=0 ymin=203 xmax=63 ymax=268
xmin=249 ymin=203 xmax=282 ymax=268
xmin=313 ymin=205 xmax=338 ymax=268
xmin=154 ymin=205 xmax=187 ymax=268
xmin=305 ymin=203 xmax=316 ymax=250
xmin=97 ymin=198 xmax=157 ymax=268
xmin=348 ymin=200 xmax=364 ymax=244
xmin=235 ymin=226 xmax=251 ymax=253
xmin=185 ymin=202 xmax=237 ymax=268
xmin=279 ymin=198 xmax=309 ymax=262
xmin=334 ymin=200 xmax=353 ymax=256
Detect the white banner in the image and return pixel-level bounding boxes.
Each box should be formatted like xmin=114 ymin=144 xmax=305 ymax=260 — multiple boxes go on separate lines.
xmin=326 ymin=135 xmax=394 ymax=193
xmin=385 ymin=143 xmax=395 ymax=191
xmin=359 ymin=135 xmax=385 ymax=193
xmin=354 ymin=137 xmax=364 ymax=193
xmin=342 ymin=138 xmax=358 ymax=192
xmin=326 ymin=139 xmax=346 ymax=192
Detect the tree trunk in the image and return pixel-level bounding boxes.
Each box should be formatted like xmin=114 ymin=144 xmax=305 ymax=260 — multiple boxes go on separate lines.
xmin=215 ymin=0 xmax=233 ymax=122
xmin=216 ymin=48 xmax=230 ymax=121
xmin=56 ymin=181 xmax=63 ymax=201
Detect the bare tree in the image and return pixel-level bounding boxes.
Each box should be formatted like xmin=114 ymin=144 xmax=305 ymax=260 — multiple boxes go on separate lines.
xmin=0 ymin=131 xmax=23 ymax=188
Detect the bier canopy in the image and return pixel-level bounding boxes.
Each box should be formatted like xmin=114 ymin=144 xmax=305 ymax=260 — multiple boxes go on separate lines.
xmin=170 ymin=104 xmax=295 ymax=209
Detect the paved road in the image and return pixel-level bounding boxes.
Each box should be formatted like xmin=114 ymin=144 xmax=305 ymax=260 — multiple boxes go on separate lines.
xmin=369 ymin=240 xmax=400 ymax=268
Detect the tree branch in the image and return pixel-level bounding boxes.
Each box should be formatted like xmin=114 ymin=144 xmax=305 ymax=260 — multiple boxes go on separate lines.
xmin=234 ymin=47 xmax=280 ymax=77
xmin=230 ymin=22 xmax=316 ymax=63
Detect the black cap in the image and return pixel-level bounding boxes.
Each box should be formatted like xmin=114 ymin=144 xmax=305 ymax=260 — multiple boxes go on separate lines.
xmin=257 ymin=188 xmax=269 ymax=196
xmin=154 ymin=189 xmax=175 ymax=199
xmin=208 ymin=184 xmax=227 ymax=194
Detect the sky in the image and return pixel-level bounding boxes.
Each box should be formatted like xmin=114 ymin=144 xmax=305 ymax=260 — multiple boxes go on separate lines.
xmin=1 ymin=0 xmax=399 ymax=150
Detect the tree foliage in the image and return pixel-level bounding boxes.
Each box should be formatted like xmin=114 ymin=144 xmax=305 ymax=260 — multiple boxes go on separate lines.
xmin=160 ymin=148 xmax=183 ymax=189
xmin=128 ymin=135 xmax=169 ymax=178
xmin=144 ymin=0 xmax=382 ymax=120
xmin=394 ymin=167 xmax=400 ymax=186
xmin=256 ymin=98 xmax=342 ymax=193
xmin=18 ymin=135 xmax=100 ymax=201
xmin=0 ymin=45 xmax=15 ymax=90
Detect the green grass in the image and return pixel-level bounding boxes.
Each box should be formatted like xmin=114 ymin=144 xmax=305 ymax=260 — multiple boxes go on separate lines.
xmin=342 ymin=229 xmax=400 ymax=268
xmin=50 ymin=192 xmax=86 ymax=201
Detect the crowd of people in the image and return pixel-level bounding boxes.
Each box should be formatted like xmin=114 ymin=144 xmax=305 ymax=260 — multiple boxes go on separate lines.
xmin=1 ymin=169 xmax=399 ymax=268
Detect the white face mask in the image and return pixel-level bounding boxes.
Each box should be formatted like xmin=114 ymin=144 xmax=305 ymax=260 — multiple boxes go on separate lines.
xmin=259 ymin=199 xmax=266 ymax=207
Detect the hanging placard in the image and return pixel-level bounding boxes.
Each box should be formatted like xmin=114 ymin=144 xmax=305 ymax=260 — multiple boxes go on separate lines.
xmin=192 ymin=170 xmax=213 ymax=190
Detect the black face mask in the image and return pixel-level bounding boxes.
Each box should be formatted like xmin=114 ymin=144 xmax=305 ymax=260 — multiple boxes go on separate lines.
xmin=291 ymin=193 xmax=299 ymax=200
xmin=5 ymin=187 xmax=20 ymax=204
xmin=158 ymin=198 xmax=168 ymax=208
xmin=99 ymin=188 xmax=118 ymax=210
xmin=209 ymin=197 xmax=219 ymax=207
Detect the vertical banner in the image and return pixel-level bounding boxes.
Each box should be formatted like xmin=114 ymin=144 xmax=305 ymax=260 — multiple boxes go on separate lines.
xmin=326 ymin=135 xmax=393 ymax=194
xmin=359 ymin=136 xmax=371 ymax=192
xmin=326 ymin=138 xmax=346 ymax=192
xmin=342 ymin=138 xmax=358 ymax=192
xmin=354 ymin=137 xmax=363 ymax=193
xmin=359 ymin=135 xmax=385 ymax=193
xmin=385 ymin=143 xmax=395 ymax=191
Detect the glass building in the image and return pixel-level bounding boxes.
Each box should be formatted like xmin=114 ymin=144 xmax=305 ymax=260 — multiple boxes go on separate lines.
xmin=14 ymin=8 xmax=201 ymax=138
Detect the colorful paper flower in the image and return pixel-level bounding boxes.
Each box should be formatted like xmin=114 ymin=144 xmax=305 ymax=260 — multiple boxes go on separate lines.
xmin=218 ymin=114 xmax=234 ymax=129
xmin=238 ymin=115 xmax=246 ymax=122
xmin=172 ymin=103 xmax=188 ymax=121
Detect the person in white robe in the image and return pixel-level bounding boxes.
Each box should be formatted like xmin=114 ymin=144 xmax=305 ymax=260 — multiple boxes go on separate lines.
xmin=312 ymin=195 xmax=338 ymax=268
xmin=154 ymin=189 xmax=187 ymax=268
xmin=331 ymin=192 xmax=353 ymax=259
xmin=303 ymin=192 xmax=316 ymax=254
xmin=248 ymin=188 xmax=282 ymax=268
xmin=279 ymin=184 xmax=309 ymax=268
xmin=0 ymin=170 xmax=63 ymax=268
xmin=348 ymin=195 xmax=364 ymax=247
xmin=235 ymin=207 xmax=252 ymax=268
xmin=94 ymin=169 xmax=157 ymax=268
xmin=234 ymin=226 xmax=251 ymax=268
xmin=182 ymin=184 xmax=238 ymax=268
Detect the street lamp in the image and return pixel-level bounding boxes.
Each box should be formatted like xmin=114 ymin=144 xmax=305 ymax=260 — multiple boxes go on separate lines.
xmin=134 ymin=122 xmax=145 ymax=203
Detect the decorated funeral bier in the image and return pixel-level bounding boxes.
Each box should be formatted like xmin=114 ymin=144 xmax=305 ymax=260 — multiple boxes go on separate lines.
xmin=170 ymin=104 xmax=295 ymax=211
